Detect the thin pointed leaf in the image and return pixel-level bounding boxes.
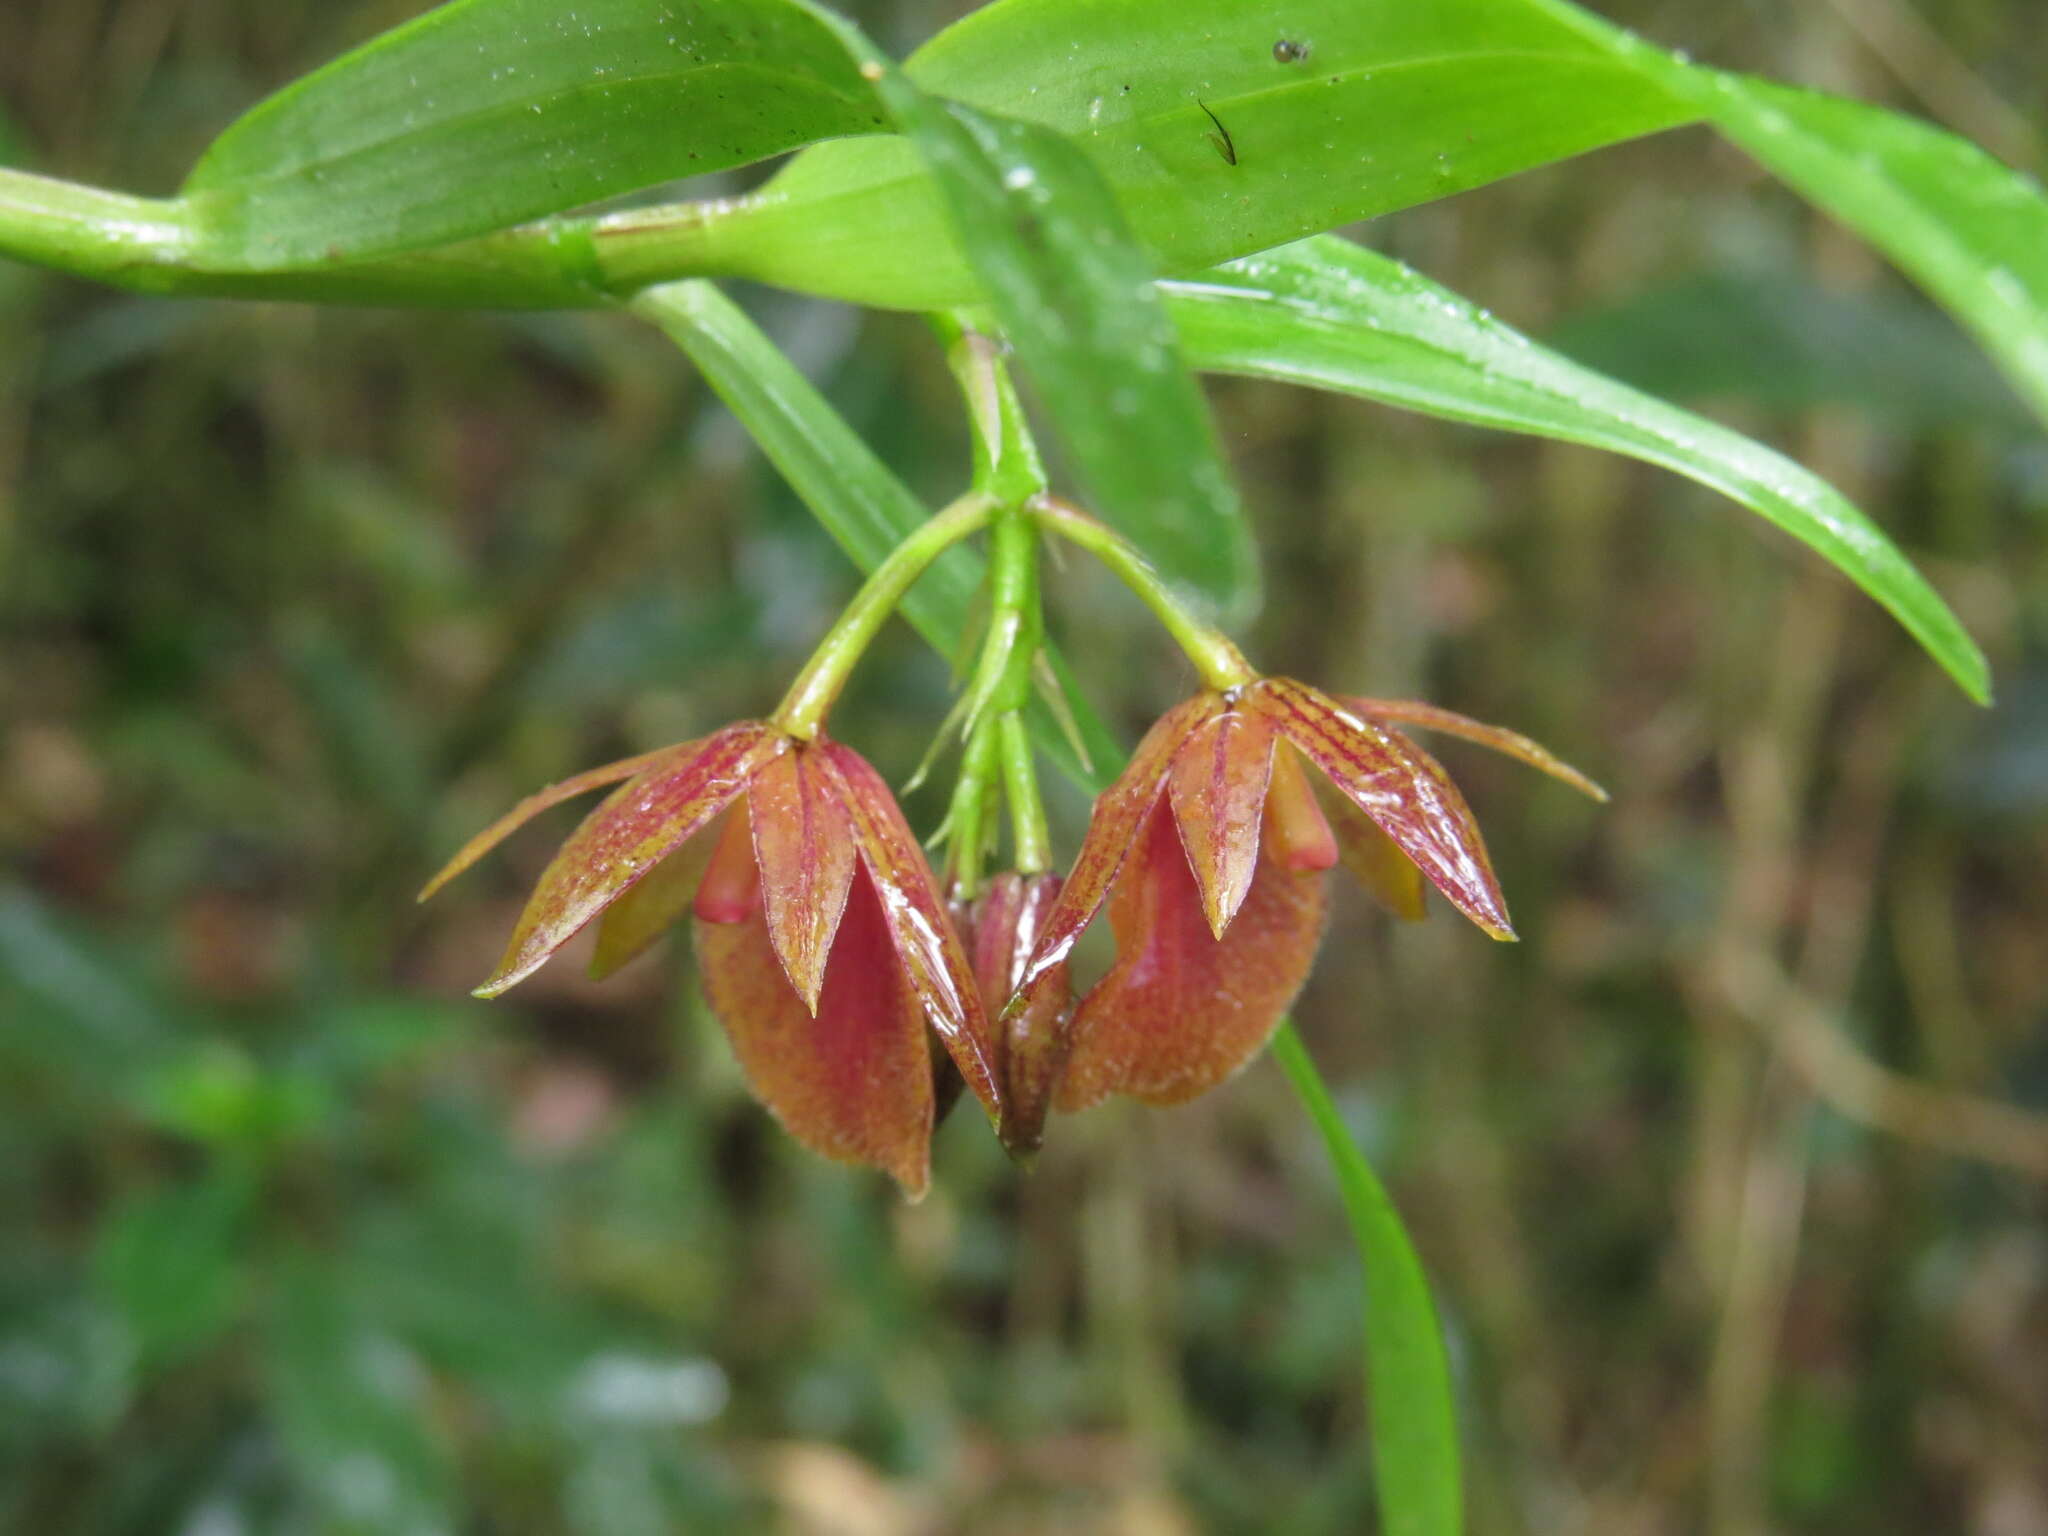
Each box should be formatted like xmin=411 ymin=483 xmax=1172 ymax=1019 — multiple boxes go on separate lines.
xmin=1169 ymin=236 xmax=1990 ymax=705
xmin=866 ymin=81 xmax=1257 ymax=620
xmin=1693 ymin=72 xmax=2048 ymax=434
xmin=1270 ymin=1021 xmax=1462 ymax=1536
xmin=180 ymin=0 xmax=890 ymax=268
xmin=1515 ymin=0 xmax=2048 ymax=433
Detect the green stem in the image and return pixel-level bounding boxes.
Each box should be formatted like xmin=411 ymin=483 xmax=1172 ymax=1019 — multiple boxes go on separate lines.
xmin=1031 ymin=495 xmax=1256 ymax=690
xmin=1269 ymin=1021 xmax=1463 ymax=1536
xmin=943 ymin=714 xmax=1002 ymax=898
xmin=941 ymin=319 xmax=1048 ymax=504
xmin=997 ymin=711 xmax=1050 ymax=875
xmin=770 ymin=492 xmax=996 ymax=741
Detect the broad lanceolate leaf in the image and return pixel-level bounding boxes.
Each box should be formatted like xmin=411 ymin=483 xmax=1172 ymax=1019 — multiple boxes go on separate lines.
xmin=1517 ymin=0 xmax=2048 ymax=430
xmin=864 ymin=83 xmax=1257 ymax=620
xmin=716 ymin=0 xmax=1698 ymax=309
xmin=629 ymin=280 xmax=1121 ymax=783
xmin=180 ymin=0 xmax=890 ymax=268
xmin=1692 ymin=72 xmax=2048 ymax=434
xmin=1169 ymin=236 xmax=1991 ymax=704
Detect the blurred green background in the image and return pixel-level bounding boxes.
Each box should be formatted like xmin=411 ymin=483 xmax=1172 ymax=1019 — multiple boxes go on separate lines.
xmin=3 ymin=1 xmax=2047 ymax=1531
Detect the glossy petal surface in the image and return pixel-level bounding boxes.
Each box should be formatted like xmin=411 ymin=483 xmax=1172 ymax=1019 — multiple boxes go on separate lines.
xmin=1059 ymin=799 xmax=1325 ymax=1111
xmin=1167 ymin=706 xmax=1277 ymax=939
xmin=1320 ymin=781 xmax=1428 ymax=923
xmin=1250 ymin=680 xmax=1514 ymax=941
xmin=1345 ymin=697 xmax=1608 ymax=802
xmin=1017 ymin=692 xmax=1220 ymax=991
xmin=476 ymin=722 xmax=788 ymax=996
xmin=748 ymin=746 xmax=859 ymax=1014
xmin=696 ymin=856 xmax=934 ymax=1199
xmin=418 ymin=745 xmax=675 ymax=902
xmin=966 ymin=873 xmax=1069 ymax=1156
xmin=589 ymin=810 xmax=720 ymax=981
xmin=822 ymin=743 xmax=1004 ymax=1133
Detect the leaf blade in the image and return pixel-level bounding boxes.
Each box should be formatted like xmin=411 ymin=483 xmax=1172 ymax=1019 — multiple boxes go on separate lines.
xmin=180 ymin=0 xmax=889 ymax=269
xmin=1169 ymin=236 xmax=1989 ymax=703
xmin=1270 ymin=1021 xmax=1462 ymax=1536
xmin=867 ymin=86 xmax=1258 ymax=621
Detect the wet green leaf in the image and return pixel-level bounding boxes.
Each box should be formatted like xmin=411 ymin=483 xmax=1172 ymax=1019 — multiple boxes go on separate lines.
xmin=1545 ymin=271 xmax=2034 ymax=433
xmin=1170 ymin=236 xmax=1990 ymax=703
xmin=867 ymin=84 xmax=1256 ymax=620
xmin=720 ymin=0 xmax=1697 ymax=308
xmin=1693 ymin=73 xmax=2048 ymax=433
xmin=181 ymin=0 xmax=890 ymax=268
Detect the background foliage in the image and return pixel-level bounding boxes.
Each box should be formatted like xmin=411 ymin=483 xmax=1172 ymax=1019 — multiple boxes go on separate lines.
xmin=3 ymin=0 xmax=2046 ymax=1531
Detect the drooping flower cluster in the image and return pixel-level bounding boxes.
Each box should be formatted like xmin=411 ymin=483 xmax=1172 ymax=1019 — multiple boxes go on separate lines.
xmin=423 ymin=679 xmax=1599 ymax=1193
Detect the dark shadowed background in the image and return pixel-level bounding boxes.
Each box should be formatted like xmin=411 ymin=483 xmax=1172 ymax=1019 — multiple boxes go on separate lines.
xmin=3 ymin=1 xmax=2046 ymax=1531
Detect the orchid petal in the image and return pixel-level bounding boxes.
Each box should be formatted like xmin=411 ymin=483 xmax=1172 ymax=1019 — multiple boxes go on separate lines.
xmin=474 ymin=722 xmax=788 ymax=997
xmin=1059 ymin=799 xmax=1326 ymax=1111
xmin=821 ymin=743 xmax=1006 ymax=1135
xmin=1343 ymin=697 xmax=1608 ymax=803
xmin=589 ymin=810 xmax=721 ymax=981
xmin=1015 ymin=692 xmax=1221 ymax=991
xmin=418 ymin=745 xmax=676 ymax=902
xmin=966 ymin=872 xmax=1070 ymax=1157
xmin=1318 ymin=779 xmax=1428 ymax=923
xmin=748 ymin=746 xmax=859 ymax=1015
xmin=696 ymin=857 xmax=934 ymax=1198
xmin=1249 ymin=679 xmax=1514 ymax=941
xmin=1167 ymin=705 xmax=1278 ymax=939
xmin=1265 ymin=745 xmax=1340 ymax=872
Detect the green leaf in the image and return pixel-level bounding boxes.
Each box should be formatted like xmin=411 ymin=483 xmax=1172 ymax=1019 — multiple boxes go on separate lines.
xmin=1544 ymin=271 xmax=2035 ymax=434
xmin=867 ymin=81 xmax=1257 ymax=620
xmin=1270 ymin=1022 xmax=1461 ymax=1536
xmin=707 ymin=0 xmax=1698 ymax=309
xmin=630 ymin=280 xmax=1120 ymax=784
xmin=1169 ymin=236 xmax=1989 ymax=704
xmin=1510 ymin=0 xmax=2048 ymax=432
xmin=93 ymin=1174 xmax=252 ymax=1372
xmin=180 ymin=0 xmax=890 ymax=269
xmin=1691 ymin=73 xmax=2048 ymax=433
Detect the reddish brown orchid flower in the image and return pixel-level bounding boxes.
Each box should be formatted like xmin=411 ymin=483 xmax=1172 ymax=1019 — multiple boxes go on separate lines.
xmin=1004 ymin=681 xmax=1602 ymax=1142
xmin=419 ymin=721 xmax=1004 ymax=1197
xmin=954 ymin=871 xmax=1070 ymax=1158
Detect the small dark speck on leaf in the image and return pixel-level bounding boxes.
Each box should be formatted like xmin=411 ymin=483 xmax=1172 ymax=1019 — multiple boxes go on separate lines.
xmin=1197 ymin=100 xmax=1237 ymax=166
xmin=1273 ymin=38 xmax=1309 ymax=63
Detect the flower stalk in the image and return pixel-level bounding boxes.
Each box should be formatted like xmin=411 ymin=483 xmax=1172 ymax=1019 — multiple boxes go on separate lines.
xmin=771 ymin=490 xmax=996 ymax=741
xmin=1030 ymin=495 xmax=1255 ymax=691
